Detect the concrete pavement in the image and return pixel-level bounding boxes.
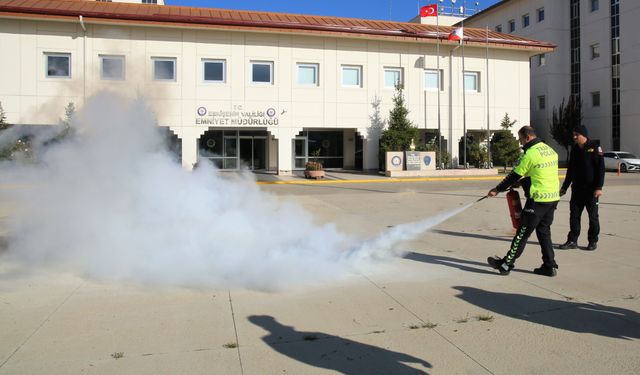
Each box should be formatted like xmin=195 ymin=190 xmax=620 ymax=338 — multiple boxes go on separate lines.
xmin=1 ymin=172 xmax=639 ymax=374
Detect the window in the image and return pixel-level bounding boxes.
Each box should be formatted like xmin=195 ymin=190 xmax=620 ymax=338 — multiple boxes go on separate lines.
xmin=537 ymin=54 xmax=546 ymax=66
xmin=591 ymin=0 xmax=599 ymax=12
xmin=203 ymin=59 xmax=225 ymax=82
xmin=100 ymin=55 xmax=124 ymax=80
xmin=45 ymin=53 xmax=71 ymax=78
xmin=251 ymin=61 xmax=273 ymax=84
xmin=152 ymin=57 xmax=176 ymax=81
xmin=142 ymin=0 xmax=158 ymax=4
xmin=538 ymin=95 xmax=546 ymax=110
xmin=591 ymin=91 xmax=600 ymax=107
xmin=537 ymin=8 xmax=545 ymax=22
xmin=495 ymin=24 xmax=502 ymax=32
xmin=508 ymin=19 xmax=516 ymax=33
xmin=522 ymin=14 xmax=530 ymax=28
xmin=424 ymin=69 xmax=443 ymax=91
xmin=463 ymin=71 xmax=479 ymax=92
xmin=590 ymin=43 xmax=600 ymax=59
xmin=341 ymin=65 xmax=362 ymax=87
xmin=384 ymin=67 xmax=403 ymax=88
xmin=297 ymin=63 xmax=318 ymax=86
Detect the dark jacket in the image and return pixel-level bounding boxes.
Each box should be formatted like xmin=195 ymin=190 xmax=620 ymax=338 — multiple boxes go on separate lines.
xmin=561 ymin=139 xmax=605 ymax=192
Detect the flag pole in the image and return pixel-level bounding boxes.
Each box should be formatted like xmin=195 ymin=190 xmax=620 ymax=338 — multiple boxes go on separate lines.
xmin=436 ymin=0 xmax=442 ymax=168
xmin=486 ymin=24 xmax=491 ymax=168
xmin=461 ymin=1 xmax=467 ymax=168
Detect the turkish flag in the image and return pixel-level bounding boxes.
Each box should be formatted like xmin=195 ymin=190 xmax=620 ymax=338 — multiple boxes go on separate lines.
xmin=448 ymin=27 xmax=464 ymax=41
xmin=420 ymin=4 xmax=438 ymax=17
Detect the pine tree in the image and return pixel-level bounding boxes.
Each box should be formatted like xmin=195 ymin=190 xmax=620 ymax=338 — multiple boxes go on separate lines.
xmin=490 ymin=113 xmax=520 ymax=171
xmin=0 ymin=101 xmax=10 ymax=131
xmin=379 ymin=84 xmax=419 ymax=165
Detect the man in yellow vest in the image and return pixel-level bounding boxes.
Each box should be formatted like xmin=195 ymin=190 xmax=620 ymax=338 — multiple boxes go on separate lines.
xmin=486 ymin=126 xmax=560 ymax=276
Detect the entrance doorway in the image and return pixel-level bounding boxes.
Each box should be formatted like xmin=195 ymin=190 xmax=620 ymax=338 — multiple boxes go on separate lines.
xmin=240 ymin=137 xmax=266 ymax=170
xmin=199 ymin=130 xmax=268 ymax=170
xmin=293 ymin=137 xmax=308 ymax=169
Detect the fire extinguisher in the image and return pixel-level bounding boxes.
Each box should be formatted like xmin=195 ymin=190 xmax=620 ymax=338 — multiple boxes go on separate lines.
xmin=506 ymin=189 xmax=523 ymax=230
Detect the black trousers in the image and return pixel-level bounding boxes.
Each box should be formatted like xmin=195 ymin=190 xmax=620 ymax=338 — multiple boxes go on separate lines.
xmin=568 ymin=188 xmax=600 ymax=243
xmin=504 ymin=199 xmax=559 ymax=268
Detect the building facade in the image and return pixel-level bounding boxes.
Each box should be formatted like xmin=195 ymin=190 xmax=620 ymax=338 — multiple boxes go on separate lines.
xmin=0 ymin=0 xmax=552 ymax=174
xmin=463 ymin=0 xmax=640 ymax=156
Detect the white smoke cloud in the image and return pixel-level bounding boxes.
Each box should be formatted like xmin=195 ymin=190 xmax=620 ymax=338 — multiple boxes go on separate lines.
xmin=0 ymin=92 xmax=470 ymax=291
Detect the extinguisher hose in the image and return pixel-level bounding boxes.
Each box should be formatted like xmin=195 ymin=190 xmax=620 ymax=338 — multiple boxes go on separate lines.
xmin=475 ymin=195 xmax=488 ymax=203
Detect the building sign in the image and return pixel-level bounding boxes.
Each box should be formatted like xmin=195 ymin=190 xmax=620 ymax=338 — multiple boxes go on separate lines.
xmin=405 ymin=151 xmax=420 ymax=171
xmin=196 ymin=105 xmax=281 ymax=126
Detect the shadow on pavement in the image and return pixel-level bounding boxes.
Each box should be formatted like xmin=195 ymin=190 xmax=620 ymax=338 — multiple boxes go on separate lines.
xmin=429 ymin=229 xmax=515 ymax=243
xmin=404 ymin=252 xmax=496 ymax=275
xmin=453 ymin=286 xmax=640 ymax=340
xmin=248 ymin=315 xmax=432 ymax=374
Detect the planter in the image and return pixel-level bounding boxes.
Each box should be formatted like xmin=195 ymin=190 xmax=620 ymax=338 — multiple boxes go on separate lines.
xmin=304 ymin=170 xmax=325 ymax=179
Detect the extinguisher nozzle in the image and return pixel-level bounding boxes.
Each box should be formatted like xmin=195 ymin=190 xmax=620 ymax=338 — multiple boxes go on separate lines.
xmin=476 ymin=196 xmax=488 ymax=203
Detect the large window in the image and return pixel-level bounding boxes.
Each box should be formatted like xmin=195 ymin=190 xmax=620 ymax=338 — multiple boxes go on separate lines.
xmin=424 ymin=69 xmax=443 ymax=91
xmin=591 ymin=0 xmax=599 ymax=12
xmin=100 ymin=55 xmax=124 ymax=80
xmin=203 ymin=59 xmax=226 ymax=83
xmin=251 ymin=61 xmax=273 ymax=84
xmin=152 ymin=57 xmax=176 ymax=81
xmin=508 ymin=19 xmax=516 ymax=33
xmin=495 ymin=24 xmax=502 ymax=32
xmin=384 ymin=67 xmax=403 ymax=88
xmin=537 ymin=8 xmax=545 ymax=22
xmin=463 ymin=71 xmax=480 ymax=92
xmin=341 ymin=65 xmax=362 ymax=87
xmin=297 ymin=63 xmax=318 ymax=86
xmin=522 ymin=14 xmax=530 ymax=28
xmin=45 ymin=53 xmax=71 ymax=78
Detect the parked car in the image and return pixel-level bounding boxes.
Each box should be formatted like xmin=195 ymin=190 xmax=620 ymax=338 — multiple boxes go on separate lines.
xmin=603 ymin=151 xmax=640 ymax=172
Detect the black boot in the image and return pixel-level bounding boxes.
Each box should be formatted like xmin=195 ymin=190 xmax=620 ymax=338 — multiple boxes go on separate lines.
xmin=586 ymin=242 xmax=597 ymax=251
xmin=558 ymin=241 xmax=577 ymax=250
xmin=533 ymin=265 xmax=557 ymax=277
xmin=487 ymin=256 xmax=512 ymax=275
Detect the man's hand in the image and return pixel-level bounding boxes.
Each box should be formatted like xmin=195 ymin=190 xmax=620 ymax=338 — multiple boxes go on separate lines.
xmin=594 ymin=189 xmax=603 ymax=198
xmin=487 ymin=188 xmax=498 ymax=198
xmin=560 ymin=188 xmax=567 ymax=197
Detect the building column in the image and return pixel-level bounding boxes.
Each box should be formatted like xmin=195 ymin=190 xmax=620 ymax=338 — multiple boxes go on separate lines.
xmin=171 ymin=126 xmax=207 ymax=170
xmin=358 ymin=127 xmax=380 ymax=171
xmin=270 ymin=127 xmax=301 ymax=175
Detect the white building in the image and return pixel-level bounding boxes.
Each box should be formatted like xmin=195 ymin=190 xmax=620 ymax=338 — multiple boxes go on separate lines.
xmin=0 ymin=0 xmax=552 ymax=174
xmin=463 ymin=0 xmax=640 ymax=156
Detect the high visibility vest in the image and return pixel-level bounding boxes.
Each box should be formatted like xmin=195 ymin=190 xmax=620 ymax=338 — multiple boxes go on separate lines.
xmin=513 ymin=142 xmax=559 ymax=202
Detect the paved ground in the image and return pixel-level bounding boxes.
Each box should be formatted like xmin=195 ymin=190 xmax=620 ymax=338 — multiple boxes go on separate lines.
xmin=1 ymin=172 xmax=639 ymax=374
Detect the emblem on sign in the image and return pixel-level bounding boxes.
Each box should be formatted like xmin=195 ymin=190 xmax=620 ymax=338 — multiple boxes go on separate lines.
xmin=391 ymin=156 xmax=402 ymax=167
xmin=423 ymin=155 xmax=432 ymax=166
xmin=266 ymin=108 xmax=276 ymax=118
xmin=197 ymin=107 xmax=207 ymax=116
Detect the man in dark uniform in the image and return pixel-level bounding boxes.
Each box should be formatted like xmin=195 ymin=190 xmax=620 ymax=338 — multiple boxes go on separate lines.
xmin=486 ymin=126 xmax=560 ymax=277
xmin=558 ymin=125 xmax=605 ymax=251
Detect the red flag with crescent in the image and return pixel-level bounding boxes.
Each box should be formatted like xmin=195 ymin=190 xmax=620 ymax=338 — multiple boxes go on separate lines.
xmin=420 ymin=4 xmax=438 ymax=17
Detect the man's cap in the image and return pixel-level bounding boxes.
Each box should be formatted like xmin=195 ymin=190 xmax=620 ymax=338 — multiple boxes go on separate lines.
xmin=573 ymin=125 xmax=589 ymax=137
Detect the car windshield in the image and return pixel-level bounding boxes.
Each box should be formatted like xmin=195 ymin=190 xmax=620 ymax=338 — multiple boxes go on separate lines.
xmin=618 ymin=153 xmax=637 ymax=159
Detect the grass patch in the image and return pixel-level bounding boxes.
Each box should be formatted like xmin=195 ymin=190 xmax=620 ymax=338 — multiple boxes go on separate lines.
xmin=623 ymin=294 xmax=637 ymax=300
xmin=223 ymin=342 xmax=238 ymax=349
xmin=111 ymin=352 xmax=124 ymax=360
xmin=422 ymin=322 xmax=438 ymax=329
xmin=475 ymin=314 xmax=495 ymax=322
xmin=455 ymin=316 xmax=469 ymax=323
xmin=408 ymin=324 xmax=420 ymax=330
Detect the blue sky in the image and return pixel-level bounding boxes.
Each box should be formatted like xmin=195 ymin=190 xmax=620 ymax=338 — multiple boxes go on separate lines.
xmin=165 ymin=1 xmax=502 ymax=23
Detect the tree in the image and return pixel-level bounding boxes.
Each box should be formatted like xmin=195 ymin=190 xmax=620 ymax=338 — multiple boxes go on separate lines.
xmin=490 ymin=113 xmax=520 ymax=171
xmin=550 ymin=96 xmax=582 ymax=163
xmin=0 ymin=101 xmax=10 ymax=131
xmin=423 ymin=132 xmax=451 ymax=168
xmin=379 ymin=84 xmax=419 ymax=167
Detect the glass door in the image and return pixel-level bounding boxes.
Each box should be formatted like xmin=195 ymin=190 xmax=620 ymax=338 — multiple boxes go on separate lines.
xmin=293 ymin=137 xmax=308 ymax=169
xmin=252 ymin=137 xmax=266 ymax=170
xmin=239 ymin=137 xmax=253 ymax=169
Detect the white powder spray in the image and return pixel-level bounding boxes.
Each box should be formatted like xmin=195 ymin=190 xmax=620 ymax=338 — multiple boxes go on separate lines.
xmin=0 ymin=93 xmax=473 ymax=290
